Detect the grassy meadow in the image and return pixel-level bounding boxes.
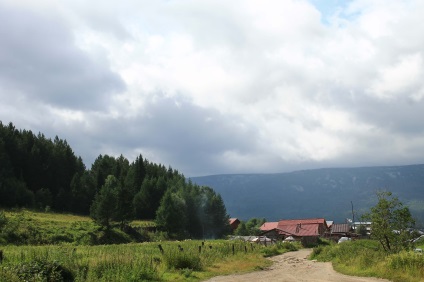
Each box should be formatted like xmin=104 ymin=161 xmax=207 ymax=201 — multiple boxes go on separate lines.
xmin=0 ymin=239 xmax=296 ymax=281
xmin=310 ymin=239 xmax=424 ymax=282
xmin=0 ymin=210 xmax=298 ymax=281
xmin=0 ymin=210 xmax=155 ymax=246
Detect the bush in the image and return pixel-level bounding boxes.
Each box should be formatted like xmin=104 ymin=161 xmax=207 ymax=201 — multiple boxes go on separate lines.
xmin=281 ymin=242 xmax=299 ymax=251
xmin=163 ymin=251 xmax=203 ymax=271
xmin=12 ymin=259 xmax=74 ymax=282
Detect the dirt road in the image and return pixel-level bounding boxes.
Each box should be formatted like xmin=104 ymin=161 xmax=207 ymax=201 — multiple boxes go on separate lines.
xmin=205 ymin=249 xmax=390 ymax=282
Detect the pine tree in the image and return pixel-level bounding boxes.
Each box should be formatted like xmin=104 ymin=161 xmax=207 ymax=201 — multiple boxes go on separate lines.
xmin=90 ymin=175 xmax=118 ymax=229
xmin=155 ymin=189 xmax=187 ymax=238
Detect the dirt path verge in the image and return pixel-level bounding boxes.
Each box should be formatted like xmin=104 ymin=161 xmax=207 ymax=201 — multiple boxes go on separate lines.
xmin=205 ymin=249 xmax=390 ymax=282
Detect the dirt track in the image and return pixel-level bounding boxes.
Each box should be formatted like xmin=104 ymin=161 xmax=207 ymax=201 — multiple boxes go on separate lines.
xmin=205 ymin=249 xmax=390 ymax=282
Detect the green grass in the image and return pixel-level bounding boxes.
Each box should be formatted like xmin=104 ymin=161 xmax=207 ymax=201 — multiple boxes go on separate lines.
xmin=311 ymin=239 xmax=424 ymax=282
xmin=0 ymin=240 xmax=295 ymax=281
xmin=0 ymin=210 xmax=300 ymax=281
xmin=0 ymin=209 xmax=155 ymax=245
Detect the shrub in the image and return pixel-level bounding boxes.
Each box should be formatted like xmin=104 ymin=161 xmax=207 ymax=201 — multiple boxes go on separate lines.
xmin=163 ymin=251 xmax=203 ymax=271
xmin=261 ymin=245 xmax=280 ymax=257
xmin=281 ymin=242 xmax=299 ymax=251
xmin=12 ymin=259 xmax=74 ymax=282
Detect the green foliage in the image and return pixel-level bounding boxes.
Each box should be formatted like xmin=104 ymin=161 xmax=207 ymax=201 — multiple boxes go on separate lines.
xmin=35 ymin=188 xmax=52 ymax=210
xmin=133 ymin=177 xmax=157 ymax=219
xmin=114 ymin=185 xmax=134 ymax=226
xmin=246 ymin=218 xmax=266 ymax=235
xmin=235 ymin=218 xmax=266 ymax=236
xmin=311 ymin=239 xmax=424 ymax=282
xmin=261 ymin=242 xmax=300 ymax=257
xmin=0 ymin=210 xmax=7 ymax=229
xmin=90 ymin=175 xmax=119 ymax=229
xmin=0 ymin=239 xmax=276 ymax=281
xmin=386 ymin=250 xmax=424 ymax=270
xmin=235 ymin=222 xmax=248 ymax=235
xmin=155 ymin=189 xmax=188 ymax=238
xmin=0 ymin=210 xmax=156 ymax=245
xmin=11 ymin=259 xmax=74 ymax=282
xmin=261 ymin=245 xmax=281 ymax=257
xmin=363 ymin=191 xmax=415 ymax=253
xmin=1 ymin=122 xmax=231 ymax=241
xmin=163 ymin=251 xmax=203 ymax=271
xmin=356 ymin=224 xmax=368 ymax=236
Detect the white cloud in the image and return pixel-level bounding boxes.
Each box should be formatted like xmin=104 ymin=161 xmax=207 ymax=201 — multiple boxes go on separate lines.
xmin=370 ymin=53 xmax=424 ymax=100
xmin=1 ymin=0 xmax=424 ymax=176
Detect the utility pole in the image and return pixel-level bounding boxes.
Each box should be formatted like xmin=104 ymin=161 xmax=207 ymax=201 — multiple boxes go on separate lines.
xmin=351 ymin=201 xmax=355 ymax=231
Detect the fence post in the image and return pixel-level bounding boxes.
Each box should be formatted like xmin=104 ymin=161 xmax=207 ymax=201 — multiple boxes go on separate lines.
xmin=0 ymin=250 xmax=3 ymax=264
xmin=158 ymin=244 xmax=164 ymax=254
xmin=232 ymin=244 xmax=235 ymax=255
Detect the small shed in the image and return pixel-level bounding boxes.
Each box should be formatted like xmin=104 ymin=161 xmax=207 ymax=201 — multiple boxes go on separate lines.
xmin=326 ymin=223 xmax=353 ymax=241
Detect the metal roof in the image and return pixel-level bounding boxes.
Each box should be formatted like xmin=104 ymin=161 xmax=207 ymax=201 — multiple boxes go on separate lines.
xmin=331 ymin=223 xmax=351 ymax=233
xmin=276 ymin=224 xmax=320 ymax=237
xmin=260 ymin=222 xmax=279 ymax=231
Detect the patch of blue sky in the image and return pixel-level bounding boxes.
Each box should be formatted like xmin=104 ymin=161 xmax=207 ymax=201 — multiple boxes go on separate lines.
xmin=308 ymin=0 xmax=358 ymax=25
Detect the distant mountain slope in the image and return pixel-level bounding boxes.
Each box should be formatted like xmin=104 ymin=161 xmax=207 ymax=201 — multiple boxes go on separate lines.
xmin=191 ymin=164 xmax=424 ymax=225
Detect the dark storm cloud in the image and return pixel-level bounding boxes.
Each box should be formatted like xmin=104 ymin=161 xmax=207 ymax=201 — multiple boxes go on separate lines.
xmin=56 ymin=95 xmax=258 ymax=176
xmin=0 ymin=3 xmax=125 ymax=110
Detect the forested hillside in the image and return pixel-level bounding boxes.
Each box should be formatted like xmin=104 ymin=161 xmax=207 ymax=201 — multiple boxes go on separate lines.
xmin=0 ymin=121 xmax=230 ymax=239
xmin=192 ymin=165 xmax=424 ymax=226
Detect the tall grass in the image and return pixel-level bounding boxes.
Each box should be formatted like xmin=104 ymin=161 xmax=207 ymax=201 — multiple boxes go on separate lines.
xmin=311 ymin=239 xmax=424 ymax=282
xmin=0 ymin=210 xmax=300 ymax=281
xmin=0 ymin=239 xmax=293 ymax=281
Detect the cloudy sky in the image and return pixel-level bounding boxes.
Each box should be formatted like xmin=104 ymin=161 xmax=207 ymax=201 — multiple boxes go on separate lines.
xmin=1 ymin=0 xmax=424 ymax=177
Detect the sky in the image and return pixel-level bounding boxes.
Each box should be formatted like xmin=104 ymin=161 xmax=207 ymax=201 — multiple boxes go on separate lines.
xmin=1 ymin=0 xmax=424 ymax=177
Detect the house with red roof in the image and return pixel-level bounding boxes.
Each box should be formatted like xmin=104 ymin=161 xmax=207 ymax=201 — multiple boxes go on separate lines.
xmin=260 ymin=218 xmax=329 ymax=245
xmin=259 ymin=221 xmax=278 ymax=232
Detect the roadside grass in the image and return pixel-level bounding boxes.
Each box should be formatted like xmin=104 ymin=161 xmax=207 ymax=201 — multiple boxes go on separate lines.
xmin=0 ymin=240 xmax=298 ymax=281
xmin=311 ymin=239 xmax=424 ymax=282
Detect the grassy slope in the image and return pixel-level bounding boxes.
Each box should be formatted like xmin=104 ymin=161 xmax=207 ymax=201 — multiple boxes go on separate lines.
xmin=310 ymin=240 xmax=424 ymax=282
xmin=2 ymin=209 xmax=154 ymax=245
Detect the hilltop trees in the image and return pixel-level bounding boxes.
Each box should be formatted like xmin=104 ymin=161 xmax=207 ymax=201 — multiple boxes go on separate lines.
xmin=364 ymin=191 xmax=415 ymax=253
xmin=0 ymin=121 xmax=231 ymax=239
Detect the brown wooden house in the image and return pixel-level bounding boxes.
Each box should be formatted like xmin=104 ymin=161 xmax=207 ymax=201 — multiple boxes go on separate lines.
xmin=229 ymin=218 xmax=240 ymax=231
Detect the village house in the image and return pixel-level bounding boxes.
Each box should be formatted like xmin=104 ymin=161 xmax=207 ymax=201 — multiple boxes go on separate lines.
xmin=229 ymin=218 xmax=241 ymax=231
xmin=260 ymin=218 xmax=329 ymax=245
xmin=352 ymin=221 xmax=372 ymax=235
xmin=259 ymin=221 xmax=278 ymax=232
xmin=325 ymin=223 xmax=354 ymax=241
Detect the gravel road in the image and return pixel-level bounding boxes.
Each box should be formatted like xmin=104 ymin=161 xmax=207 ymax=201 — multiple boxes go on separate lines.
xmin=205 ymin=249 xmax=390 ymax=282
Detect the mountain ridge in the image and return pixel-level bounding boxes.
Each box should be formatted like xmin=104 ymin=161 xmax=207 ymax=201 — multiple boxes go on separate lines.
xmin=191 ymin=164 xmax=424 ymax=225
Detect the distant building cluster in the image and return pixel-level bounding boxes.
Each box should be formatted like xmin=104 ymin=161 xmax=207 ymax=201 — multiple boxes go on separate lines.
xmin=228 ymin=217 xmax=376 ymax=244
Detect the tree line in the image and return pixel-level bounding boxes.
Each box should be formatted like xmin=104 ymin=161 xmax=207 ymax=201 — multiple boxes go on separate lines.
xmin=0 ymin=121 xmax=230 ymax=239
